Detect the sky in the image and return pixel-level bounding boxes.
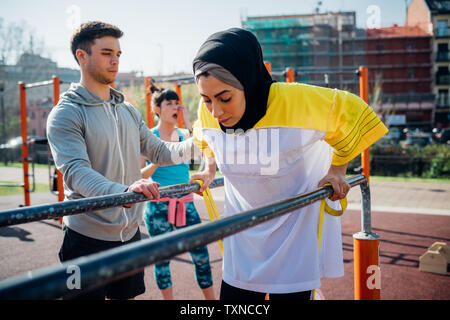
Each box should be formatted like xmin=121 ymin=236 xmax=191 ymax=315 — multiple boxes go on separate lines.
xmin=1 ymin=0 xmax=409 ymax=76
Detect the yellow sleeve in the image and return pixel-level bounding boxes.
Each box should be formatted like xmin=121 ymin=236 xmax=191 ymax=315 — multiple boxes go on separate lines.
xmin=192 ymin=99 xmax=216 ymax=158
xmin=325 ymin=90 xmax=388 ymax=166
xmin=257 ymin=83 xmax=387 ymax=166
xmin=255 ymin=82 xmax=336 ymax=131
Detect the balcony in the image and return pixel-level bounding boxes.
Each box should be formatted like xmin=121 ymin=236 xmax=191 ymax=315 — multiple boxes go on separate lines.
xmin=436 ymin=51 xmax=450 ymax=62
xmin=381 ymin=94 xmax=435 ymax=104
xmin=373 ymin=94 xmax=435 ymax=112
xmin=436 ymin=96 xmax=450 ymax=108
xmin=435 ymin=28 xmax=450 ymax=38
xmin=436 ymin=74 xmax=450 ymax=85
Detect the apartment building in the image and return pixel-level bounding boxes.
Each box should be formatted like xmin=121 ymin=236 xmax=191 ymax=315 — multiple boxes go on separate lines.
xmin=407 ymin=0 xmax=450 ymax=128
xmin=242 ymin=12 xmax=434 ymax=128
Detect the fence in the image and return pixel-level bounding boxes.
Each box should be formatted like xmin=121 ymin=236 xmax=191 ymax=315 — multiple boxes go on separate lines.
xmin=0 ymin=174 xmax=380 ymax=300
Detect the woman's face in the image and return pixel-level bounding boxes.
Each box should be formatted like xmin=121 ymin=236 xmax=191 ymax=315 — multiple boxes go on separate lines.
xmin=197 ymin=75 xmax=245 ymax=127
xmin=155 ymin=99 xmax=179 ymax=125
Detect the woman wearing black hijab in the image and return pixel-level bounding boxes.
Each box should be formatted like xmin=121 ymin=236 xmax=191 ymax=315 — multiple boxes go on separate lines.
xmin=190 ymin=28 xmax=387 ymax=300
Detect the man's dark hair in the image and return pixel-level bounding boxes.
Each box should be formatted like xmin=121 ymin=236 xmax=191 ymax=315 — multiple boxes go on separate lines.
xmin=70 ymin=21 xmax=123 ymax=65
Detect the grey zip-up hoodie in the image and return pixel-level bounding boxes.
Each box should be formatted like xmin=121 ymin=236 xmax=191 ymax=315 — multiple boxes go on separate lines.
xmin=47 ymin=83 xmax=197 ymax=241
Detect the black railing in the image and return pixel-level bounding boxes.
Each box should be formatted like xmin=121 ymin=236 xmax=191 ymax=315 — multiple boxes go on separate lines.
xmin=436 ymin=74 xmax=450 ymax=85
xmin=0 ymin=178 xmax=225 ymax=227
xmin=0 ymin=175 xmax=370 ymax=300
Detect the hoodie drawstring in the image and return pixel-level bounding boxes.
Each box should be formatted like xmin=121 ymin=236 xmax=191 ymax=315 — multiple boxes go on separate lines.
xmin=104 ymin=102 xmax=129 ymax=242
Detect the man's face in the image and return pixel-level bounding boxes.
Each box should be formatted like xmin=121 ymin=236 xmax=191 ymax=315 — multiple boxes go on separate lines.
xmin=79 ymin=36 xmax=121 ymax=85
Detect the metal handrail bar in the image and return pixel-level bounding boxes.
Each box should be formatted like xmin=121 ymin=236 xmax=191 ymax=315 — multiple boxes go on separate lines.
xmin=0 ymin=178 xmax=225 ymax=227
xmin=0 ymin=175 xmax=369 ymax=300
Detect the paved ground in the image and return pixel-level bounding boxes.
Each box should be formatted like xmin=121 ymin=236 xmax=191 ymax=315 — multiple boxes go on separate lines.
xmin=0 ymin=167 xmax=449 ymax=300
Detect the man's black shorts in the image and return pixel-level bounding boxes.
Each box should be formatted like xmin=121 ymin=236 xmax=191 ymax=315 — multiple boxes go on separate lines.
xmin=59 ymin=225 xmax=145 ymax=300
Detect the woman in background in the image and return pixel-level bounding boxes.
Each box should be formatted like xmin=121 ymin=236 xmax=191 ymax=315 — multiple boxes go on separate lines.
xmin=141 ymin=84 xmax=215 ymax=300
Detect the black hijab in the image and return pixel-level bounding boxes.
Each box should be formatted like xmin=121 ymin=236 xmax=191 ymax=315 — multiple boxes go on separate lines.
xmin=193 ymin=28 xmax=274 ymax=132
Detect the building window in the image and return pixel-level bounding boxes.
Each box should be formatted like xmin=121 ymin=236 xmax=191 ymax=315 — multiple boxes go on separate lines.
xmin=436 ymin=67 xmax=450 ymax=85
xmin=438 ymin=66 xmax=449 ymax=74
xmin=441 ymin=1 xmax=450 ymax=10
xmin=436 ymin=20 xmax=448 ymax=37
xmin=438 ymin=43 xmax=448 ymax=51
xmin=437 ymin=43 xmax=449 ymax=61
xmin=437 ymin=89 xmax=449 ymax=107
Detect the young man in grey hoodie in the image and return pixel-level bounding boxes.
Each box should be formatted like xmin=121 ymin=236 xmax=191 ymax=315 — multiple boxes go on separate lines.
xmin=46 ymin=21 xmax=198 ymax=300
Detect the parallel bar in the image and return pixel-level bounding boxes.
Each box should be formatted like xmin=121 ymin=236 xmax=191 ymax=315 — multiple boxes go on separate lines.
xmin=296 ymin=70 xmax=360 ymax=76
xmin=0 ymin=175 xmax=367 ymax=300
xmin=23 ymin=80 xmax=54 ymax=89
xmin=271 ymin=71 xmax=285 ymax=77
xmin=152 ymin=75 xmax=194 ymax=83
xmin=0 ymin=183 xmax=24 ymax=188
xmin=174 ymin=79 xmax=195 ymax=85
xmin=0 ymin=178 xmax=224 ymax=227
xmin=270 ymin=69 xmax=360 ymax=77
xmin=23 ymin=79 xmax=68 ymax=89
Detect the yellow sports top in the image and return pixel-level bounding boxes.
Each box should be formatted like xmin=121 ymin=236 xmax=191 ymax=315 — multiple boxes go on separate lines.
xmin=193 ymin=82 xmax=388 ymax=166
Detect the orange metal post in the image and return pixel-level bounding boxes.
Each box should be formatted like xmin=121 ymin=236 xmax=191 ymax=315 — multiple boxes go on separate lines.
xmin=352 ymin=177 xmax=381 ymax=300
xmin=353 ymin=235 xmax=381 ymax=300
xmin=19 ymin=82 xmax=30 ymax=207
xmin=53 ymin=76 xmax=64 ymax=203
xmin=174 ymin=82 xmax=184 ymax=128
xmin=286 ymin=68 xmax=295 ymax=83
xmin=264 ymin=62 xmax=272 ymax=75
xmin=145 ymin=77 xmax=154 ymax=128
xmin=110 ymin=82 xmax=115 ymax=89
xmin=359 ymin=66 xmax=370 ymax=181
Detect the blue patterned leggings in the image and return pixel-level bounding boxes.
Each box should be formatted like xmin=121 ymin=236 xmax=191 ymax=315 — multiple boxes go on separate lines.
xmin=144 ymin=199 xmax=213 ymax=290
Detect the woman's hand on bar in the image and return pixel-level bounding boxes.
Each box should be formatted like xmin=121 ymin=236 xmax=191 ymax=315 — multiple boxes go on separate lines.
xmin=189 ymin=156 xmax=217 ymax=194
xmin=318 ymin=163 xmax=350 ymax=201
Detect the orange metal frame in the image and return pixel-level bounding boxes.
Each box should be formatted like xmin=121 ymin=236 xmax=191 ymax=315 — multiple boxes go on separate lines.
xmin=144 ymin=77 xmax=155 ymax=129
xmin=19 ymin=76 xmax=64 ymax=206
xmin=19 ymin=82 xmax=30 ymax=207
xmin=174 ymin=82 xmax=184 ymax=129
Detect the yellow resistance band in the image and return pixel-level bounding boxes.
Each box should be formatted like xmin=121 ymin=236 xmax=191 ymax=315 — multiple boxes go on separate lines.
xmin=313 ymin=190 xmax=347 ymax=300
xmin=194 ymin=180 xmax=223 ymax=256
